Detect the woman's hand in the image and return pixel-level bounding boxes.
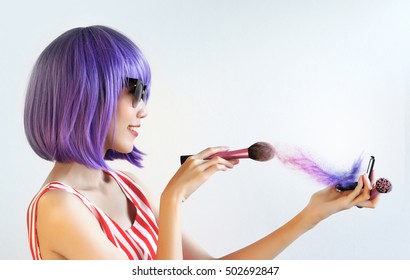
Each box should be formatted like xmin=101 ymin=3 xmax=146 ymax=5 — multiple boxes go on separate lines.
xmin=304 ymin=173 xmax=380 ymax=225
xmin=157 ymin=146 xmax=239 ymax=259
xmin=163 ymin=146 xmax=239 ymax=203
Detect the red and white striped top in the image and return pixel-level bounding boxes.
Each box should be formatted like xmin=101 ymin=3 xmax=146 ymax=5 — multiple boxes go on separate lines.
xmin=27 ymin=170 xmax=158 ymax=260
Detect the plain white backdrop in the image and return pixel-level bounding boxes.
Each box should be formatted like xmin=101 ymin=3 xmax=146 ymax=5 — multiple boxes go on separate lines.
xmin=0 ymin=0 xmax=409 ymax=260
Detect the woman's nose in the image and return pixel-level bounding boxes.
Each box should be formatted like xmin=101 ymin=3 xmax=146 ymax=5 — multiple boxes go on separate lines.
xmin=136 ymin=100 xmax=148 ymax=118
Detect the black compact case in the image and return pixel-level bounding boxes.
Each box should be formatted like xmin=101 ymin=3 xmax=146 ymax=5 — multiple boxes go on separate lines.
xmin=335 ymin=156 xmax=375 ymax=191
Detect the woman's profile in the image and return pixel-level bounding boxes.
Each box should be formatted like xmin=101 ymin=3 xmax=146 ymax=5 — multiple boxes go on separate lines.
xmin=24 ymin=25 xmax=379 ymax=260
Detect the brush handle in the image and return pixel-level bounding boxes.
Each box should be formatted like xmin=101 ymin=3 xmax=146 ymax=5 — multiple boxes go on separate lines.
xmin=180 ymin=148 xmax=249 ymax=164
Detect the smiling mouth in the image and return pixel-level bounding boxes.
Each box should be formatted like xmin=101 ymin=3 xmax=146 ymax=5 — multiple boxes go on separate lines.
xmin=127 ymin=126 xmax=139 ymax=136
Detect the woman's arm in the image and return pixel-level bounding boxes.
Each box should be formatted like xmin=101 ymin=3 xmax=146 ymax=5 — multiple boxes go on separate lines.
xmin=134 ymin=151 xmax=378 ymax=260
xmin=125 ymin=171 xmax=214 ymax=260
xmin=174 ymin=173 xmax=378 ymax=260
xmin=156 ymin=147 xmax=239 ymax=259
xmin=217 ymin=173 xmax=379 ymax=259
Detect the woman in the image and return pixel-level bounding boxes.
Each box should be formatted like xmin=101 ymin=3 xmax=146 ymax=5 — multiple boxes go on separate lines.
xmin=24 ymin=25 xmax=378 ymax=260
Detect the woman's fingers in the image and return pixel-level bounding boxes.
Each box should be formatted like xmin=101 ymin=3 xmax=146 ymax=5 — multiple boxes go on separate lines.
xmin=176 ymin=148 xmax=238 ymax=192
xmin=187 ymin=147 xmax=239 ymax=172
xmin=355 ymin=195 xmax=380 ymax=208
xmin=347 ymin=174 xmax=366 ymax=202
xmin=194 ymin=146 xmax=230 ymax=160
xmin=199 ymin=156 xmax=236 ymax=175
xmin=349 ymin=173 xmax=379 ymax=208
xmin=370 ymin=168 xmax=375 ymax=185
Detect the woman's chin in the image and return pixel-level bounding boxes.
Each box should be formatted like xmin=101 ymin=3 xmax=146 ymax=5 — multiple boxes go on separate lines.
xmin=110 ymin=144 xmax=135 ymax=154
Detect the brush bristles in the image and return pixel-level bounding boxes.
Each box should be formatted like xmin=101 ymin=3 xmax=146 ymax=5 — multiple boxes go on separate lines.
xmin=248 ymin=142 xmax=275 ymax=161
xmin=375 ymin=178 xmax=392 ymax=193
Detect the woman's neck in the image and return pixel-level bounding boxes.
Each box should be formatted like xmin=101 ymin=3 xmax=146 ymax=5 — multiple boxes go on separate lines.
xmin=44 ymin=161 xmax=110 ymax=191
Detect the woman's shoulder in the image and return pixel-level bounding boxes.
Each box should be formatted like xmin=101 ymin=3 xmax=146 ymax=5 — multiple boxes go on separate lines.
xmin=33 ymin=182 xmax=120 ymax=260
xmin=36 ymin=184 xmax=90 ymax=220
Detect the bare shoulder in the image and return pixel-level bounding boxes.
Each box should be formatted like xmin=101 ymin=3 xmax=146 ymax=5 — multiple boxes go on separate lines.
xmin=35 ymin=189 xmax=94 ymax=258
xmin=38 ymin=189 xmax=81 ymax=216
xmin=36 ymin=189 xmax=99 ymax=234
xmin=36 ymin=188 xmax=127 ymax=259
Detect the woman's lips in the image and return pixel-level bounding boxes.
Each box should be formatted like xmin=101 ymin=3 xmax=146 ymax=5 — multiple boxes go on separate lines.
xmin=127 ymin=125 xmax=139 ymax=137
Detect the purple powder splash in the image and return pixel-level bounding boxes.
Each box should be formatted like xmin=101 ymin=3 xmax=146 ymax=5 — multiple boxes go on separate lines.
xmin=275 ymin=145 xmax=363 ymax=187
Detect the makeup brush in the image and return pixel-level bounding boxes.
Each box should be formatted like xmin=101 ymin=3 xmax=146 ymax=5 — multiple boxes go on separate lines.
xmin=369 ymin=177 xmax=392 ymax=199
xmin=180 ymin=142 xmax=275 ymax=164
xmin=374 ymin=177 xmax=392 ymax=193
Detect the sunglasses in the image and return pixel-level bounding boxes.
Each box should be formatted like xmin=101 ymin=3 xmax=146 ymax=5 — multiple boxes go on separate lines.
xmin=125 ymin=77 xmax=147 ymax=108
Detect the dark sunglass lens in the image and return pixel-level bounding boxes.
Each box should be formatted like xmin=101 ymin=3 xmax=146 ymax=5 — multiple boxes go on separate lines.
xmin=142 ymin=86 xmax=147 ymax=103
xmin=132 ymin=83 xmax=142 ymax=107
xmin=126 ymin=78 xmax=147 ymax=107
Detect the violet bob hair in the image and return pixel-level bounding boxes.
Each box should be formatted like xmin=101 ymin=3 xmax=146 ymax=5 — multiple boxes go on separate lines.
xmin=24 ymin=25 xmax=151 ymax=169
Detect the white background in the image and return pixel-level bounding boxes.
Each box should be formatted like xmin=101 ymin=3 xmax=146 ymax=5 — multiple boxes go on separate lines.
xmin=0 ymin=0 xmax=409 ymax=259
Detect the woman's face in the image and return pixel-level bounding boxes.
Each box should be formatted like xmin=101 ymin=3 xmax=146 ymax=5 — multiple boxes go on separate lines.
xmin=105 ymin=88 xmax=147 ymax=153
